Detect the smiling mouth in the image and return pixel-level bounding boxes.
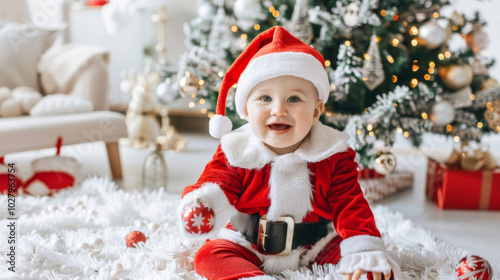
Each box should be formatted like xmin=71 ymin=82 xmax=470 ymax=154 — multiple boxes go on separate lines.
xmin=268 ymin=124 xmax=291 ymax=132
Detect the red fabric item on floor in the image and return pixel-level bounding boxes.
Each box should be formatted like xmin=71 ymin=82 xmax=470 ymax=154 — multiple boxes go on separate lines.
xmin=22 ymin=171 xmax=75 ymax=195
xmin=194 ymin=239 xmax=265 ymax=280
xmin=0 ymin=157 xmax=22 ymax=194
xmin=314 ymin=235 xmax=343 ymax=265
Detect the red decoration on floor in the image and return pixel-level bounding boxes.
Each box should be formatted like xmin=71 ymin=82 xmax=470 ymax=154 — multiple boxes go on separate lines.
xmin=21 ymin=137 xmax=79 ymax=196
xmin=87 ymin=0 xmax=108 ymax=6
xmin=182 ymin=199 xmax=215 ymax=234
xmin=456 ymin=255 xmax=492 ymax=280
xmin=126 ymin=231 xmax=147 ymax=248
xmin=0 ymin=156 xmax=22 ymax=194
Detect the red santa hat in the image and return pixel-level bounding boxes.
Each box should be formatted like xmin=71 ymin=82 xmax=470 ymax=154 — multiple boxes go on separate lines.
xmin=209 ymin=26 xmax=330 ymax=139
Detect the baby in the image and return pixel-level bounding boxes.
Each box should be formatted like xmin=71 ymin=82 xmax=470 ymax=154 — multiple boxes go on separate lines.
xmin=179 ymin=26 xmax=401 ymax=280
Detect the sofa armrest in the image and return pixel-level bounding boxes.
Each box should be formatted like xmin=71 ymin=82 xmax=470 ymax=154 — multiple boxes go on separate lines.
xmin=69 ymin=57 xmax=110 ymax=111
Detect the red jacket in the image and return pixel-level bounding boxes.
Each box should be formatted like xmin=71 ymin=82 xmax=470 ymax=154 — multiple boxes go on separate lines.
xmin=180 ymin=123 xmax=399 ymax=276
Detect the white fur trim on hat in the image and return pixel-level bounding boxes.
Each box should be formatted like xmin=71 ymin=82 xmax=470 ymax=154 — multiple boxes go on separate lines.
xmin=209 ymin=114 xmax=233 ymax=139
xmin=235 ymin=52 xmax=330 ymax=117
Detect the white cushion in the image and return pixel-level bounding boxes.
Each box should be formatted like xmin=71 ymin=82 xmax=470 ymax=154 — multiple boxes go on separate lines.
xmin=30 ymin=94 xmax=93 ymax=116
xmin=0 ymin=111 xmax=128 ymax=154
xmin=0 ymin=23 xmax=58 ymax=90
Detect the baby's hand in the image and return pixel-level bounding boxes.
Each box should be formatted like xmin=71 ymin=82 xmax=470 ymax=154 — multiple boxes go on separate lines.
xmin=343 ymin=269 xmax=392 ymax=280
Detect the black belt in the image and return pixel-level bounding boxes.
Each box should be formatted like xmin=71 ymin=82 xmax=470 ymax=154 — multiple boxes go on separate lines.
xmin=230 ymin=213 xmax=331 ymax=256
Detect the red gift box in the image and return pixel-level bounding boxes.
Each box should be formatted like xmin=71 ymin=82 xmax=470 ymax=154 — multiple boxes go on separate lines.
xmin=426 ymin=158 xmax=500 ymax=210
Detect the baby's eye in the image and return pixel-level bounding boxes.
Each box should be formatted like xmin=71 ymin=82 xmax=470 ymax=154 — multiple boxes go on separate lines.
xmin=261 ymin=96 xmax=272 ymax=102
xmin=288 ymin=96 xmax=300 ymax=103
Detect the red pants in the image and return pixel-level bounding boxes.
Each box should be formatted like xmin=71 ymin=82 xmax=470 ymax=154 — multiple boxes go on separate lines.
xmin=194 ymin=235 xmax=343 ymax=280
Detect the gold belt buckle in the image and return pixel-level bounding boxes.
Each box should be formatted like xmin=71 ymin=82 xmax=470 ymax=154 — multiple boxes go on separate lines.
xmin=257 ymin=215 xmax=295 ymax=256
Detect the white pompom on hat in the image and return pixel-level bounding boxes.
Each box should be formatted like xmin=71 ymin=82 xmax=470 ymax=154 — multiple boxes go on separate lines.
xmin=209 ymin=26 xmax=330 ymax=139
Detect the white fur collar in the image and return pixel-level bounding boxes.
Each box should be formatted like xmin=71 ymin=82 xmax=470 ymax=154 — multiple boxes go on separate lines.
xmin=220 ymin=122 xmax=349 ymax=169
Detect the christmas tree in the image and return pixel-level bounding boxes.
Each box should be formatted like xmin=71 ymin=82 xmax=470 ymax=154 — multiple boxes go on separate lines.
xmin=156 ymin=0 xmax=500 ymax=169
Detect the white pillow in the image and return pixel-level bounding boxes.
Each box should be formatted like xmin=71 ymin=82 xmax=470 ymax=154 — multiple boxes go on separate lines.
xmin=30 ymin=94 xmax=93 ymax=116
xmin=0 ymin=23 xmax=58 ymax=90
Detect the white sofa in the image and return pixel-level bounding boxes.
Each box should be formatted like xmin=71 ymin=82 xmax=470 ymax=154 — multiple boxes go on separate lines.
xmin=0 ymin=0 xmax=127 ymax=179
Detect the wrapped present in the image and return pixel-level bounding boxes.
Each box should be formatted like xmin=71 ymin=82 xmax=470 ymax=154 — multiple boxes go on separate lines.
xmin=426 ymin=143 xmax=500 ymax=210
xmin=359 ymin=171 xmax=413 ymax=203
xmin=358 ymin=168 xmax=386 ymax=179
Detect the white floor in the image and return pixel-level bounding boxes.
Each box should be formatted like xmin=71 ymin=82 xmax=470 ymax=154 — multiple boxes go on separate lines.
xmin=7 ymin=132 xmax=500 ymax=267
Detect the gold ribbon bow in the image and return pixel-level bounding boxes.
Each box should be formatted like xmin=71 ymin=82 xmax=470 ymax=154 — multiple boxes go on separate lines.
xmin=445 ymin=142 xmax=498 ymax=172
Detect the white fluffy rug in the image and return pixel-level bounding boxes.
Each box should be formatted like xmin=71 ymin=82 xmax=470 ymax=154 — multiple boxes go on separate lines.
xmin=1 ymin=177 xmax=498 ymax=280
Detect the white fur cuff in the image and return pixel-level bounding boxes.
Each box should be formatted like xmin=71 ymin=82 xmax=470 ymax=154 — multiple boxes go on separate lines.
xmin=338 ymin=251 xmax=392 ymax=274
xmin=340 ymin=235 xmax=385 ymax=256
xmin=339 ymin=251 xmax=405 ymax=280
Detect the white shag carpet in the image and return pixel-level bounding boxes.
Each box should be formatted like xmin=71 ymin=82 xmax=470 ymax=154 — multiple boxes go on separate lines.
xmin=0 ymin=177 xmax=498 ymax=280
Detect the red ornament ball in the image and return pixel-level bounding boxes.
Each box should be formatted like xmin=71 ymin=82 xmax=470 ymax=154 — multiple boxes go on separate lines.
xmin=182 ymin=200 xmax=215 ymax=234
xmin=457 ymin=255 xmax=492 ymax=280
xmin=126 ymin=231 xmax=147 ymax=248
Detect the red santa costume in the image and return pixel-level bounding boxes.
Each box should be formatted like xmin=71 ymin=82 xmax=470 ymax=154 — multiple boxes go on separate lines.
xmin=179 ymin=27 xmax=402 ymax=280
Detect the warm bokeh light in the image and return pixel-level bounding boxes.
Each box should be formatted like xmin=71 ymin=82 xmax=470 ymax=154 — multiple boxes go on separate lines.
xmin=410 ymin=78 xmax=418 ymax=87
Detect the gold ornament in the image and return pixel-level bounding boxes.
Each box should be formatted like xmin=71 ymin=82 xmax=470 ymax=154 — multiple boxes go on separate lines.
xmin=484 ymin=99 xmax=500 ymax=132
xmin=418 ymin=20 xmax=446 ymax=49
xmin=179 ymin=71 xmax=200 ymax=96
xmin=439 ymin=64 xmax=473 ymax=90
xmin=373 ymin=151 xmax=397 ymax=175
xmin=449 ymin=11 xmax=465 ymax=26
xmin=466 ymin=24 xmax=489 ymax=54
xmin=481 ymin=78 xmax=499 ymax=91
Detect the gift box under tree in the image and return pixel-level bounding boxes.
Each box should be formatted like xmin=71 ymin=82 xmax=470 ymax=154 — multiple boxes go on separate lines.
xmin=426 ymin=158 xmax=500 ymax=210
xmin=358 ymin=169 xmax=414 ymax=203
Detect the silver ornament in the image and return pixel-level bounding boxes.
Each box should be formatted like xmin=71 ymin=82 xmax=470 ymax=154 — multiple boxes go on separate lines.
xmin=156 ymin=78 xmax=178 ymax=104
xmin=233 ymin=0 xmax=262 ymax=31
xmin=362 ymin=36 xmax=385 ymax=91
xmin=431 ymin=100 xmax=455 ymax=126
xmin=418 ymin=21 xmax=446 ymax=49
xmin=198 ymin=0 xmax=215 ymax=19
xmin=373 ymin=151 xmax=397 ymax=175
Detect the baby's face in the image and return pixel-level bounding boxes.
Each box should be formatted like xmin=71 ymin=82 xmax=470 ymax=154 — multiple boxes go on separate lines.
xmin=245 ymin=76 xmax=324 ymax=155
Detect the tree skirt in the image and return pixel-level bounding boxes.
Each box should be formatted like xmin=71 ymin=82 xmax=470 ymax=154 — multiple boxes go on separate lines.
xmin=1 ymin=177 xmax=497 ymax=280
